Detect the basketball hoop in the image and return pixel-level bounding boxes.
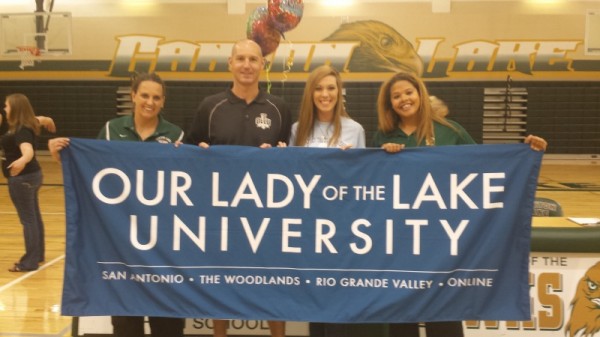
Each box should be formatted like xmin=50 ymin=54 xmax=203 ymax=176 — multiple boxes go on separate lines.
xmin=16 ymin=46 xmax=41 ymax=70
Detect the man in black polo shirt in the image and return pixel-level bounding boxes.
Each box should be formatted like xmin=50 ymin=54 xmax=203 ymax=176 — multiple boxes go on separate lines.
xmin=185 ymin=39 xmax=291 ymax=337
xmin=186 ymin=39 xmax=291 ymax=148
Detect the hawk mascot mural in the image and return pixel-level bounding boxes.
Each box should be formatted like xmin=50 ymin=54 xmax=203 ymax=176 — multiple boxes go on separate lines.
xmin=567 ymin=261 xmax=600 ymax=337
xmin=322 ymin=20 xmax=423 ymax=75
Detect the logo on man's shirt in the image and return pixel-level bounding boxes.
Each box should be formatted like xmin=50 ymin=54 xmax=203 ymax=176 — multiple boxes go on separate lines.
xmin=255 ymin=113 xmax=271 ymax=130
xmin=155 ymin=136 xmax=173 ymax=144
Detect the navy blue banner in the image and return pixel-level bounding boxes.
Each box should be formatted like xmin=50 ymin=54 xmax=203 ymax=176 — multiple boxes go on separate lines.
xmin=60 ymin=138 xmax=542 ymax=323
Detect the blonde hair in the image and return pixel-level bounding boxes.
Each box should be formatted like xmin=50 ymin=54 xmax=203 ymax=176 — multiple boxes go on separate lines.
xmin=294 ymin=65 xmax=348 ymax=146
xmin=376 ymin=72 xmax=453 ymax=146
xmin=5 ymin=94 xmax=40 ymax=135
xmin=429 ymin=95 xmax=449 ymax=117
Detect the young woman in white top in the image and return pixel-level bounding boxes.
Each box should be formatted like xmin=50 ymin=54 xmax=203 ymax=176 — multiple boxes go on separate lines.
xmin=289 ymin=65 xmax=365 ymax=149
xmin=288 ymin=65 xmax=365 ymax=337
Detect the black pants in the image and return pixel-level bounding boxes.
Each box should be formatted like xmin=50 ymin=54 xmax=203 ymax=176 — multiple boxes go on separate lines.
xmin=111 ymin=316 xmax=185 ymax=337
xmin=389 ymin=322 xmax=464 ymax=337
xmin=310 ymin=322 xmax=351 ymax=337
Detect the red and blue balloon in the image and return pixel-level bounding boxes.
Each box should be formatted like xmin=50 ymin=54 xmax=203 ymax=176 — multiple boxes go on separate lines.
xmin=247 ymin=0 xmax=304 ymax=56
xmin=268 ymin=0 xmax=304 ymax=33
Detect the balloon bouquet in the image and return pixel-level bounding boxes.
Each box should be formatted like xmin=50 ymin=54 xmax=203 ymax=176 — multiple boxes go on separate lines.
xmin=246 ymin=0 xmax=304 ymax=91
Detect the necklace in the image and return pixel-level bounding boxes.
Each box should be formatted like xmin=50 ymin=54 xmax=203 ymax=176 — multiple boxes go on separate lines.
xmin=317 ymin=122 xmax=332 ymax=142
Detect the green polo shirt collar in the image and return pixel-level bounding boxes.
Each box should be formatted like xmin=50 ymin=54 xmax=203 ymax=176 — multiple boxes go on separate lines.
xmin=122 ymin=114 xmax=173 ymax=142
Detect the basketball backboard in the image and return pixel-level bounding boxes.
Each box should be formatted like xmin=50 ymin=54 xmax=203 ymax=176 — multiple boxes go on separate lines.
xmin=0 ymin=12 xmax=72 ymax=56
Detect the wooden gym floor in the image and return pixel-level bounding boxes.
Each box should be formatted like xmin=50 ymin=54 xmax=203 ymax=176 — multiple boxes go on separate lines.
xmin=0 ymin=155 xmax=599 ymax=336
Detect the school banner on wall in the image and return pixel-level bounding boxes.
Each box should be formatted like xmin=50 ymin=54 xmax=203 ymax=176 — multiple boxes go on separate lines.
xmin=3 ymin=19 xmax=599 ymax=80
xmin=60 ymin=138 xmax=542 ymax=323
xmin=465 ymin=253 xmax=600 ymax=337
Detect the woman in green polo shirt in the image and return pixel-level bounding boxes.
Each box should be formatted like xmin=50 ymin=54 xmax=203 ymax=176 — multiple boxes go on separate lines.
xmin=48 ymin=72 xmax=185 ymax=337
xmin=372 ymin=72 xmax=547 ymax=337
xmin=373 ymin=71 xmax=547 ymax=152
xmin=97 ymin=73 xmax=183 ymax=143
